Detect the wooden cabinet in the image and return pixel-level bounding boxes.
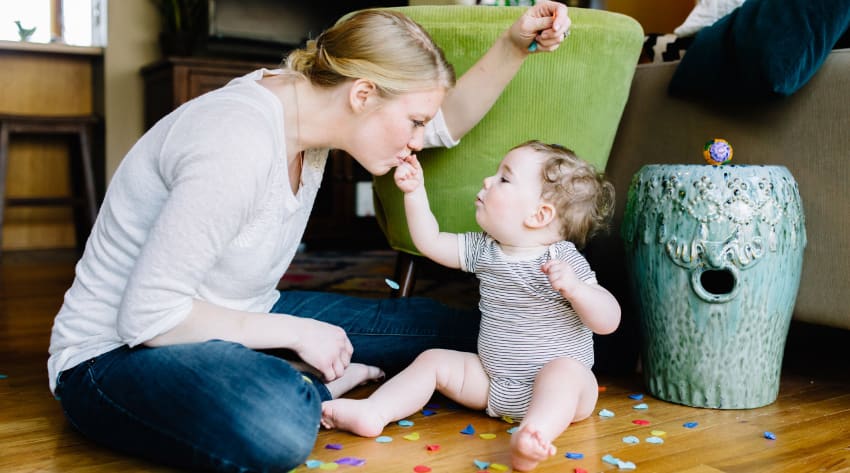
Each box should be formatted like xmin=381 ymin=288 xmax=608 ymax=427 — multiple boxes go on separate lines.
xmin=141 ymin=56 xmax=386 ymax=249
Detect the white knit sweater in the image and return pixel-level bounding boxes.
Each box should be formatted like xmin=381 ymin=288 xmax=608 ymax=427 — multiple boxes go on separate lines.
xmin=48 ymin=69 xmax=457 ymax=393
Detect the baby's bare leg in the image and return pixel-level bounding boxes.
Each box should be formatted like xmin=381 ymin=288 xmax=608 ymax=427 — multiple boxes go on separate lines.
xmin=510 ymin=357 xmax=598 ymax=471
xmin=321 ymin=349 xmax=489 ymax=437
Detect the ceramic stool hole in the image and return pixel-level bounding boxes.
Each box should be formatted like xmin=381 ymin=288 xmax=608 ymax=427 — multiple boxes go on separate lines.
xmin=700 ymin=269 xmax=736 ymax=295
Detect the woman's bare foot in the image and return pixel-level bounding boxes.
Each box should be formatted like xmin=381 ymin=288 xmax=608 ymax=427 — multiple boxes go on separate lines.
xmin=325 ymin=363 xmax=385 ymax=399
xmin=321 ymin=398 xmax=387 ymax=437
xmin=510 ymin=426 xmax=557 ymax=471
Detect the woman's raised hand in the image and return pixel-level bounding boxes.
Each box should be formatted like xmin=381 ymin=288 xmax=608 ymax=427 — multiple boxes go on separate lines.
xmin=510 ymin=1 xmax=571 ymax=53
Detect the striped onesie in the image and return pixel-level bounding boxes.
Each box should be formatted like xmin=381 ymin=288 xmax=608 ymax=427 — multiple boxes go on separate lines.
xmin=458 ymin=232 xmax=596 ymax=420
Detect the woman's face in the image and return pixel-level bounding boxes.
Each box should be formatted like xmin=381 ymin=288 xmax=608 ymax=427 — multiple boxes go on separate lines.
xmin=348 ymin=87 xmax=446 ymax=176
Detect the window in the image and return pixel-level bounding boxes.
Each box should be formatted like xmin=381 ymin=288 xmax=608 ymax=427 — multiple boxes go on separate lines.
xmin=0 ymin=0 xmax=106 ymax=47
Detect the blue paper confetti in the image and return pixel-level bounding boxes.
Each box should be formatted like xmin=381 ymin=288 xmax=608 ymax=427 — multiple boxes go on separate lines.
xmin=385 ymin=278 xmax=400 ymax=290
xmin=628 ymin=393 xmax=644 ymax=400
xmin=376 ymin=436 xmax=393 ymax=443
xmin=683 ymin=421 xmax=699 ymax=429
xmin=764 ymin=431 xmax=777 ymax=440
xmin=622 ymin=435 xmax=640 ymax=444
xmin=422 ymin=409 xmax=436 ymax=416
xmin=602 ymin=454 xmax=619 ymax=465
xmin=598 ymin=408 xmax=615 ymax=418
xmin=506 ymin=426 xmax=519 ymax=435
xmin=565 ymin=452 xmax=584 ymax=459
xmin=473 ymin=460 xmax=490 ymax=469
xmin=460 ymin=424 xmax=475 ymax=435
xmin=633 ymin=403 xmax=649 ymax=410
xmin=646 ymin=436 xmax=664 ymax=444
xmin=305 ymin=459 xmax=323 ymax=469
xmin=398 ymin=420 xmax=414 ymax=427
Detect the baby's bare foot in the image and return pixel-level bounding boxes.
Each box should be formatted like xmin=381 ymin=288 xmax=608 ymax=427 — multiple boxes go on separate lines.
xmin=321 ymin=398 xmax=386 ymax=437
xmin=510 ymin=426 xmax=557 ymax=471
xmin=325 ymin=363 xmax=385 ymax=399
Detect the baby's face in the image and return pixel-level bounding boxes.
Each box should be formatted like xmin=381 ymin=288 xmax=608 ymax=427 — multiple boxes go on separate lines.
xmin=474 ymin=147 xmax=545 ymax=244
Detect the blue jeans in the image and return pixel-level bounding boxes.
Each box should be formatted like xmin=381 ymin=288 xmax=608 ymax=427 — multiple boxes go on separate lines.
xmin=56 ymin=290 xmax=479 ymax=473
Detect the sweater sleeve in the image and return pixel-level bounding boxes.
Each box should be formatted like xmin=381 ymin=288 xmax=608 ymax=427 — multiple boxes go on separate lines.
xmin=116 ymin=101 xmax=274 ymax=346
xmin=423 ymin=108 xmax=459 ymax=149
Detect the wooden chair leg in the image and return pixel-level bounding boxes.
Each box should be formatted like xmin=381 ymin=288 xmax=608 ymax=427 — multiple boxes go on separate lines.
xmin=391 ymin=251 xmax=419 ymax=298
xmin=0 ymin=123 xmax=9 ymax=256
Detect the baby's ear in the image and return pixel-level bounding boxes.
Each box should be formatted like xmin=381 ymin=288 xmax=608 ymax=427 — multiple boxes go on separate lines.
xmin=525 ymin=202 xmax=556 ymax=229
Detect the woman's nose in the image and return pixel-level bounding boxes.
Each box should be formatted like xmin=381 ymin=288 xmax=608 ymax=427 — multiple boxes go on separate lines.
xmin=408 ymin=128 xmax=425 ymax=151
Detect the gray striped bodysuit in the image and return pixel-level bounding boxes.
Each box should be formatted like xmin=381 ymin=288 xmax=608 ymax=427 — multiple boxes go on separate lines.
xmin=459 ymin=232 xmax=596 ymax=420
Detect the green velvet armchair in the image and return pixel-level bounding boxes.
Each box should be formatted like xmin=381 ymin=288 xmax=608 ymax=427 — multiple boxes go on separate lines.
xmin=373 ymin=6 xmax=644 ymax=295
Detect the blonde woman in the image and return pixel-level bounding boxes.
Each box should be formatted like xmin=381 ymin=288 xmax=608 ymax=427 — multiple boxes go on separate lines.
xmin=49 ymin=4 xmax=570 ymax=472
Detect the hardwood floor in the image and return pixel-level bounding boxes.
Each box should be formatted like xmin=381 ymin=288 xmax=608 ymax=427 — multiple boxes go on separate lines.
xmin=2 ymin=251 xmax=849 ymax=472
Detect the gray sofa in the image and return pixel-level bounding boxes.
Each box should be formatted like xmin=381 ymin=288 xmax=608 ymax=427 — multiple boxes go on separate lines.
xmin=592 ymin=48 xmax=850 ymax=332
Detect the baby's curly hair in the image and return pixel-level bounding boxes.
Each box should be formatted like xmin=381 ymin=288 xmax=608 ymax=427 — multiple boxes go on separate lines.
xmin=514 ymin=140 xmax=615 ymax=249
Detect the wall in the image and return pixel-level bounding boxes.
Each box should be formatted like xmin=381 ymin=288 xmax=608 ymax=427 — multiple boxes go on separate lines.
xmin=605 ymin=0 xmax=693 ymax=34
xmin=104 ymin=0 xmax=160 ymax=181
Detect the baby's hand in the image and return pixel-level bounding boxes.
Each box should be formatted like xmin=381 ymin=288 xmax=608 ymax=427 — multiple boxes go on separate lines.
xmin=394 ymin=154 xmax=424 ymax=194
xmin=541 ymin=259 xmax=580 ymax=299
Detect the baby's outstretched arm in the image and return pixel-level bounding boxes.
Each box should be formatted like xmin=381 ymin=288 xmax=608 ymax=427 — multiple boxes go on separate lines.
xmin=542 ymin=259 xmax=620 ymax=334
xmin=394 ymin=155 xmax=461 ymax=269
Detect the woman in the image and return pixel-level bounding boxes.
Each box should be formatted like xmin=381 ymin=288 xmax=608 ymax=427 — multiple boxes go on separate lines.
xmin=49 ymin=3 xmax=570 ymax=472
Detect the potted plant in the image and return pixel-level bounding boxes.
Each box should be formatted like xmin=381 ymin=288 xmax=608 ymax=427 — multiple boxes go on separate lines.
xmin=152 ymin=0 xmax=207 ymax=56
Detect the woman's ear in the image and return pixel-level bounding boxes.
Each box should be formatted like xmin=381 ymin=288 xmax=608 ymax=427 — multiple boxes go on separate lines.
xmin=525 ymin=202 xmax=556 ymax=229
xmin=349 ymin=79 xmax=378 ymax=114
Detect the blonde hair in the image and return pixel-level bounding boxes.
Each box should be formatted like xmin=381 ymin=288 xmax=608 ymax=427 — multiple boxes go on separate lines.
xmin=514 ymin=140 xmax=615 ymax=249
xmin=285 ymin=9 xmax=455 ymax=97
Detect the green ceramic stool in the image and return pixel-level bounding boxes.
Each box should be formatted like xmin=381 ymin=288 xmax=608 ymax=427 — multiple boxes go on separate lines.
xmin=622 ymin=164 xmax=806 ymax=409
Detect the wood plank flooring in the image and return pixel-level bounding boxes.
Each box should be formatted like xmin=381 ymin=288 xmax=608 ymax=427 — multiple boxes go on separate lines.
xmin=2 ymin=251 xmax=849 ymax=472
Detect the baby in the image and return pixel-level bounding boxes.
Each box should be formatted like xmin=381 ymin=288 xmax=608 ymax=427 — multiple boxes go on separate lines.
xmin=321 ymin=140 xmax=620 ymax=471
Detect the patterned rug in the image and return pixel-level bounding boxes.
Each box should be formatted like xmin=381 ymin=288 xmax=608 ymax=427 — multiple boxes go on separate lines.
xmin=277 ymin=249 xmax=478 ymax=309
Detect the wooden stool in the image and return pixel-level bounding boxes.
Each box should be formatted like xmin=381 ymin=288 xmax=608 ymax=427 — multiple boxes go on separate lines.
xmin=0 ymin=114 xmax=100 ymax=253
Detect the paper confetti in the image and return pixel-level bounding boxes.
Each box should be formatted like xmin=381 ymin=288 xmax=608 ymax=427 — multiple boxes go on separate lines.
xmin=619 ymin=460 xmax=637 ymax=470
xmin=0 ymin=374 xmax=7 ymax=379
xmin=479 ymin=433 xmax=496 ymax=440
xmin=385 ymin=278 xmax=400 ymax=290
xmin=622 ymin=435 xmax=640 ymax=444
xmin=632 ymin=419 xmax=650 ymax=426
xmin=335 ymin=457 xmax=366 ymax=466
xmin=602 ymin=454 xmax=619 ymax=465
xmin=646 ymin=436 xmax=664 ymax=444
xmin=413 ymin=466 xmax=431 ymax=473
xmin=764 ymin=431 xmax=777 ymax=440
xmin=376 ymin=436 xmax=393 ymax=443
xmin=501 ymin=415 xmax=515 ymax=424
xmin=460 ymin=424 xmax=475 ymax=435
xmin=306 ymin=459 xmax=323 ymax=469
xmin=426 ymin=444 xmax=440 ymax=451
xmin=474 ymin=460 xmax=490 ymax=469
xmin=422 ymin=409 xmax=437 ymax=416
xmin=598 ymin=386 xmax=607 ymax=392
xmin=628 ymin=393 xmax=644 ymax=400
xmin=490 ymin=464 xmax=508 ymax=471
xmin=398 ymin=420 xmax=414 ymax=427
xmin=683 ymin=421 xmax=698 ymax=429
xmin=650 ymin=430 xmax=666 ymax=437
xmin=633 ymin=403 xmax=649 ymax=410
xmin=575 ymin=468 xmax=588 ymax=473
xmin=325 ymin=443 xmax=342 ymax=450
xmin=319 ymin=463 xmax=338 ymax=470
xmin=565 ymin=452 xmax=584 ymax=459
xmin=403 ymin=432 xmax=420 ymax=441
xmin=598 ymin=408 xmax=615 ymax=418
xmin=507 ymin=426 xmax=519 ymax=434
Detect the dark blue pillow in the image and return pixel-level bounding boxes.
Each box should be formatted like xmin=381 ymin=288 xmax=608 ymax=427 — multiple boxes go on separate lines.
xmin=669 ymin=0 xmax=850 ymax=100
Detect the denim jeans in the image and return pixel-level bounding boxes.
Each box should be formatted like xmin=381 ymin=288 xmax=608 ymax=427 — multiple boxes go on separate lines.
xmin=56 ymin=290 xmax=479 ymax=473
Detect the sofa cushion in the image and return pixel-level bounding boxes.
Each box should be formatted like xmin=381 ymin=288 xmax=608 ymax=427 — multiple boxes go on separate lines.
xmin=668 ymin=0 xmax=850 ymax=99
